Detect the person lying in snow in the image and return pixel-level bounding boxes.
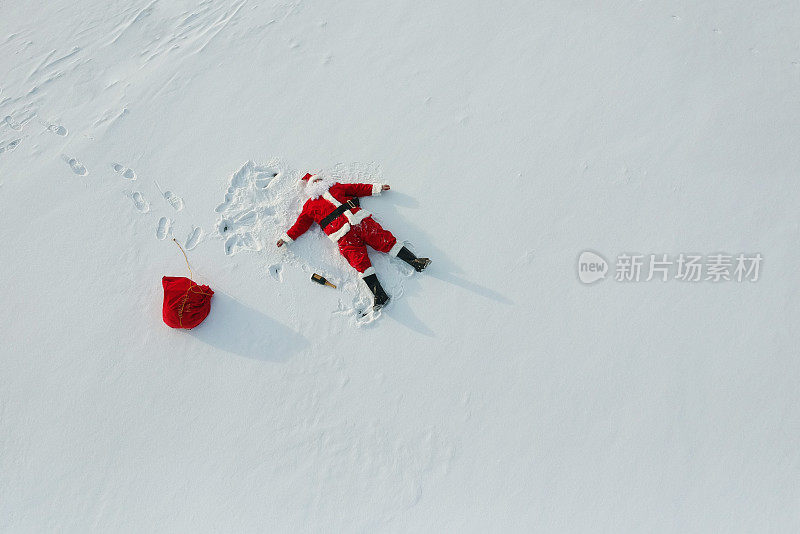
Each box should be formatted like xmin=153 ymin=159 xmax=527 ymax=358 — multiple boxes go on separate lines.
xmin=277 ymin=172 xmax=430 ymax=311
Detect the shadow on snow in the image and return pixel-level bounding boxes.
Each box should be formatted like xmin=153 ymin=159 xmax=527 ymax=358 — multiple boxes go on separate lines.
xmin=189 ymin=291 xmax=307 ymax=362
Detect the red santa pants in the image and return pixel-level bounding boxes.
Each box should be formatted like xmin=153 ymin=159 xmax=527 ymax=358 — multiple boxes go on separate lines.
xmin=337 ymin=216 xmax=397 ymax=274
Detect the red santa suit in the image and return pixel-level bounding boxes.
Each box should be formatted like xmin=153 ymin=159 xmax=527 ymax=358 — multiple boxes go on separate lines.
xmin=281 ymin=179 xmax=405 ymax=277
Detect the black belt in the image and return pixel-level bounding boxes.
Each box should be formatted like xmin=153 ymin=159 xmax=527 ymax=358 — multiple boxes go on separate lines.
xmin=319 ymin=197 xmax=360 ymax=230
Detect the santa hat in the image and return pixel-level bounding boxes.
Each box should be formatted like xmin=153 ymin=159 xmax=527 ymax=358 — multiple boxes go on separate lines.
xmin=301 ymin=173 xmax=314 ymax=182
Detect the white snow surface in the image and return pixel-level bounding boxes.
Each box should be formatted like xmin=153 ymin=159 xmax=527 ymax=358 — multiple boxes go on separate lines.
xmin=2 ymin=1 xmax=800 ymax=531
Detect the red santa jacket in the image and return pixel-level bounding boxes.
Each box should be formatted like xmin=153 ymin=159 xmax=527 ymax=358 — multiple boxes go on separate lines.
xmin=282 ymin=182 xmax=384 ymax=243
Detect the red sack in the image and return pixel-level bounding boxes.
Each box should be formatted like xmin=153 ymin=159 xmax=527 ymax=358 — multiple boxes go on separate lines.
xmin=162 ymin=276 xmax=214 ymax=329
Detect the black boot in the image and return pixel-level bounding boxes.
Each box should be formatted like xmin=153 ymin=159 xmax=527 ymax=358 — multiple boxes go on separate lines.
xmin=363 ymin=273 xmax=390 ymax=310
xmin=396 ymin=246 xmax=431 ymax=272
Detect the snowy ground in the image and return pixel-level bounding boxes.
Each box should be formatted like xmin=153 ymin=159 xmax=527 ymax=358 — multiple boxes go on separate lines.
xmin=2 ymin=1 xmax=800 ymax=531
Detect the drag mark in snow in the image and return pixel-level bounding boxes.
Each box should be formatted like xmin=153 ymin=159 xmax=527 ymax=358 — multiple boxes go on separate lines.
xmin=156 ymin=217 xmax=172 ymax=239
xmin=185 ymin=227 xmax=203 ymax=250
xmin=131 ymin=192 xmax=149 ymax=213
xmin=105 ymin=0 xmax=158 ymax=46
xmin=62 ymin=155 xmax=88 ymax=175
xmin=25 ymin=47 xmax=81 ymax=83
xmin=136 ymin=0 xmax=252 ymax=61
xmin=195 ymin=0 xmax=248 ymax=54
xmin=112 ymin=163 xmax=136 ymax=180
xmin=27 ymin=46 xmax=81 ymax=87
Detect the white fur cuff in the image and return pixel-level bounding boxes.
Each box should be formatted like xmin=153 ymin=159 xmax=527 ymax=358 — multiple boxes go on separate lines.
xmin=372 ymin=184 xmax=382 ymax=196
xmin=361 ymin=266 xmax=376 ymax=277
xmin=281 ymin=233 xmax=293 ymax=243
xmin=389 ymin=242 xmax=404 ymax=257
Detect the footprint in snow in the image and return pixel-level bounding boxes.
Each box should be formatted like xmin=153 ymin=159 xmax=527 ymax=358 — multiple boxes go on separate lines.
xmin=224 ymin=235 xmax=238 ymax=255
xmin=63 ymin=155 xmax=88 ymax=175
xmin=224 ymin=233 xmax=256 ymax=255
xmin=3 ymin=116 xmax=22 ymax=131
xmin=156 ymin=217 xmax=172 ymax=239
xmin=0 ymin=138 xmax=21 ymax=154
xmin=132 ymin=192 xmax=149 ymax=213
xmin=112 ymin=162 xmax=136 ymax=180
xmin=153 ymin=181 xmax=184 ymax=211
xmin=163 ymin=190 xmax=184 ymax=211
xmin=185 ymin=227 xmax=203 ymax=250
xmin=217 ymin=217 xmax=233 ymax=236
xmin=268 ymin=264 xmax=283 ymax=282
xmin=46 ymin=124 xmax=68 ymax=136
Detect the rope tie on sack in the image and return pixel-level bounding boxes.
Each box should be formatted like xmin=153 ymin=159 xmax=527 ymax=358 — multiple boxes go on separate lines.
xmin=172 ymin=238 xmax=193 ymax=279
xmin=173 ymin=238 xmax=194 ymax=327
xmin=170 ymin=238 xmax=212 ymax=327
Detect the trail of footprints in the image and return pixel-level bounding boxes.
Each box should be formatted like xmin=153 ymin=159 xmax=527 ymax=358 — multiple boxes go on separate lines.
xmin=157 ymin=218 xmax=202 ymax=251
xmin=103 ymin=160 xmax=200 ymax=249
xmin=1 ymin=45 xmax=204 ymax=250
xmin=1 ymin=113 xmax=67 ymax=160
xmin=2 ymin=118 xmax=188 ymax=254
xmin=12 ymin=110 xmax=204 ymax=249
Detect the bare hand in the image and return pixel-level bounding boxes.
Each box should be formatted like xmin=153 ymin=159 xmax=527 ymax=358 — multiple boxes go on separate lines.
xmin=382 ymin=184 xmax=390 ymax=191
xmin=277 ymin=239 xmax=284 ymax=247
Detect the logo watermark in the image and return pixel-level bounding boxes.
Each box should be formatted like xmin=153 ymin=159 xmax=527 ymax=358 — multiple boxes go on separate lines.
xmin=578 ymin=251 xmax=762 ymax=284
xmin=577 ymin=251 xmax=609 ymax=284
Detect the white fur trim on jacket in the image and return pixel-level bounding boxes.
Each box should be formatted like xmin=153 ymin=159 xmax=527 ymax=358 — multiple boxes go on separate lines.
xmin=361 ymin=266 xmax=376 ymax=277
xmin=372 ymin=184 xmax=383 ymax=196
xmin=322 ymin=191 xmax=341 ymax=206
xmin=281 ymin=233 xmax=293 ymax=244
xmin=389 ymin=242 xmax=404 ymax=257
xmin=327 ymin=222 xmax=351 ymax=242
xmin=346 ymin=209 xmax=371 ymax=226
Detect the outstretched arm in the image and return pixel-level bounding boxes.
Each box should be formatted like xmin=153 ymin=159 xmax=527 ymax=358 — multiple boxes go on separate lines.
xmin=339 ymin=183 xmax=391 ymax=197
xmin=277 ymin=211 xmax=314 ymax=246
